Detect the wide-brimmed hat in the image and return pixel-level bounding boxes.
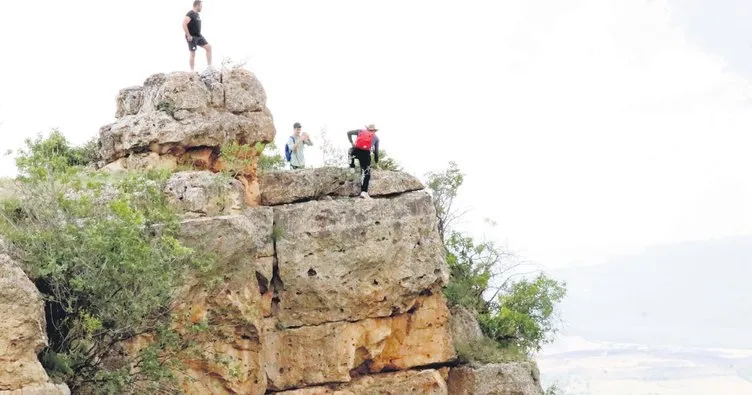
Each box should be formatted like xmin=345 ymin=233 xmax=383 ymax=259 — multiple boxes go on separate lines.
xmin=365 ymin=124 xmax=378 ymax=131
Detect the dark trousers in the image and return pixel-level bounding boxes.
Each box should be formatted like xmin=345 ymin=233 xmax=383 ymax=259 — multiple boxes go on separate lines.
xmin=350 ymin=148 xmax=372 ymax=193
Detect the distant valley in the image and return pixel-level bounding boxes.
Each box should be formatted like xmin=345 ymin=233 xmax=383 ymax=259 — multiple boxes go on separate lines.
xmin=536 ymin=236 xmax=752 ymax=394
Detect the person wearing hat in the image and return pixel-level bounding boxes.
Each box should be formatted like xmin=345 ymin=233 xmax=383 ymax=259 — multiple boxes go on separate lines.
xmin=286 ymin=122 xmax=313 ymax=170
xmin=347 ymin=124 xmax=380 ymax=199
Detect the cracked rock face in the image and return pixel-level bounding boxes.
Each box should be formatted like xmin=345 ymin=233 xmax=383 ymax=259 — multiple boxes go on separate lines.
xmin=165 ymin=171 xmax=246 ymax=217
xmin=259 ymin=168 xmax=425 ymax=206
xmin=447 ymin=362 xmax=545 ymax=395
xmin=126 ymin=209 xmax=275 ymax=395
xmin=272 ymin=190 xmax=449 ymax=328
xmin=262 ymin=294 xmax=456 ymax=391
xmin=276 ymin=369 xmax=450 ymax=395
xmin=99 ymin=68 xmax=275 ymax=166
xmin=0 ymin=255 xmax=70 ymax=394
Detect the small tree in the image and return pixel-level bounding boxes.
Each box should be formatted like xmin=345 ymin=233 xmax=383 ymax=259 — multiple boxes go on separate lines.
xmin=1 ymin=130 xmax=217 ymax=393
xmin=425 ymin=161 xmax=567 ymax=357
xmin=479 ymin=274 xmax=567 ymax=353
xmin=372 ymin=149 xmax=401 ymax=171
xmin=256 ymin=141 xmax=285 ymax=171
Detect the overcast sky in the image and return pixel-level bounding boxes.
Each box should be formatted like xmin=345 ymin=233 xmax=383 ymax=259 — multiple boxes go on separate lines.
xmin=1 ymin=0 xmax=751 ymax=270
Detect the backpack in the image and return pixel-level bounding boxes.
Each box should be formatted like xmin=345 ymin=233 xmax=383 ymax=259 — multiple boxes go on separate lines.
xmin=354 ymin=130 xmax=375 ymax=150
xmin=284 ymin=136 xmax=294 ymax=162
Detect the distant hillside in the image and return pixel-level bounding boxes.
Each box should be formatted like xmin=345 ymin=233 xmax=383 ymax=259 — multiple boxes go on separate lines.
xmin=549 ymin=236 xmax=752 ymax=349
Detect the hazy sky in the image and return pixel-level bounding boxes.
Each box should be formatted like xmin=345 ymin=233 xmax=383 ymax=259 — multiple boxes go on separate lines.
xmin=1 ymin=0 xmax=751 ymax=270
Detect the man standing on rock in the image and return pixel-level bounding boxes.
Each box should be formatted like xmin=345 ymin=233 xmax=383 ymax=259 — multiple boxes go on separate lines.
xmin=347 ymin=124 xmax=380 ymax=199
xmin=183 ymin=0 xmax=212 ymax=72
xmin=286 ymin=122 xmax=313 ymax=170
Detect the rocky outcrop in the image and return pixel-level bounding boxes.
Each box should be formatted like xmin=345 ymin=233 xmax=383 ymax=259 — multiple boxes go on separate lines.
xmin=97 ymin=67 xmax=276 ymax=207
xmin=273 ymin=190 xmax=448 ymax=327
xmin=259 ymin=168 xmax=425 ymax=206
xmin=139 ymin=169 xmax=458 ymax=394
xmin=2 ymin=69 xmax=547 ymax=395
xmin=165 ymin=171 xmax=246 ymax=217
xmin=0 ymin=255 xmax=70 ymax=395
xmin=447 ymin=363 xmax=544 ymax=395
xmin=100 ymin=68 xmax=274 ymax=165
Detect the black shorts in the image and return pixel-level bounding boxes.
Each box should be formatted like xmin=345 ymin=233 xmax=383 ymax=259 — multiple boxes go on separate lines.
xmin=187 ymin=35 xmax=208 ymax=51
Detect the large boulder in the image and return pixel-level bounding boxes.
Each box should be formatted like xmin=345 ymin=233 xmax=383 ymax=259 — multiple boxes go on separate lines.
xmin=276 ymin=369 xmax=449 ymax=395
xmin=0 ymin=255 xmax=70 ymax=394
xmin=272 ymin=190 xmax=448 ymax=327
xmin=176 ymin=208 xmax=275 ymax=302
xmin=262 ymin=294 xmax=456 ymax=391
xmin=164 ymin=171 xmax=246 ymax=217
xmin=259 ymin=168 xmax=424 ymax=206
xmin=99 ymin=68 xmax=275 ymax=166
xmin=447 ymin=362 xmax=545 ymax=395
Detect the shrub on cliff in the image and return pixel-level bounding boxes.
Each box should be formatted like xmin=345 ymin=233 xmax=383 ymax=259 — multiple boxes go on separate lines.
xmin=0 ymin=131 xmax=216 ymax=393
xmin=425 ymin=161 xmax=567 ymax=357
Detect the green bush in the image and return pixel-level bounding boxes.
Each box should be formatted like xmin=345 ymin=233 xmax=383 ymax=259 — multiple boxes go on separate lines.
xmin=478 ymin=274 xmax=567 ymax=353
xmin=0 ymin=131 xmax=217 ymax=393
xmin=426 ymin=161 xmax=567 ymax=357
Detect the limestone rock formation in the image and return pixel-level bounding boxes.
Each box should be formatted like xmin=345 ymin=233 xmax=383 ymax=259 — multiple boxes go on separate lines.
xmin=0 ymin=255 xmax=70 ymax=395
xmin=447 ymin=362 xmax=544 ymax=395
xmin=2 ymin=69 xmax=548 ymax=395
xmin=259 ymin=168 xmax=425 ymax=206
xmin=263 ymin=294 xmax=455 ymax=391
xmin=165 ymin=171 xmax=246 ymax=217
xmin=273 ymin=190 xmax=448 ymax=327
xmin=124 ymin=208 xmax=275 ymax=395
xmin=100 ymin=68 xmax=275 ymax=166
xmin=97 ymin=68 xmax=276 ymax=207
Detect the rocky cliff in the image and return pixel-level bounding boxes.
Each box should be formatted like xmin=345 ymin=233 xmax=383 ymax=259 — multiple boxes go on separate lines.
xmin=0 ymin=68 xmax=544 ymax=395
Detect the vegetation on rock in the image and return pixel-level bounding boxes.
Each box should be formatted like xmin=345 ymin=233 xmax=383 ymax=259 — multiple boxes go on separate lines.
xmin=425 ymin=161 xmax=567 ymax=358
xmin=0 ymin=131 xmax=218 ymax=393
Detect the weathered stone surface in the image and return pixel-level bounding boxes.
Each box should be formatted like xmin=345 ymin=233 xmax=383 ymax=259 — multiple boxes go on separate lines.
xmin=263 ymin=294 xmax=456 ymax=391
xmin=222 ymin=68 xmax=268 ymax=114
xmin=273 ymin=190 xmax=448 ymax=327
xmin=260 ymin=168 xmax=424 ymax=206
xmin=449 ymin=306 xmax=484 ymax=348
xmin=125 ymin=209 xmax=275 ymax=394
xmin=447 ymin=362 xmax=544 ymax=395
xmin=171 ymin=260 xmax=267 ymax=395
xmin=0 ymin=383 xmax=71 ymax=395
xmin=0 ymin=255 xmax=68 ymax=394
xmin=277 ymin=369 xmax=449 ymax=395
xmin=177 ymin=209 xmax=274 ymax=285
xmin=100 ymin=70 xmax=275 ymax=164
xmin=102 ymin=152 xmax=178 ymax=172
xmin=165 ymin=171 xmax=245 ymax=217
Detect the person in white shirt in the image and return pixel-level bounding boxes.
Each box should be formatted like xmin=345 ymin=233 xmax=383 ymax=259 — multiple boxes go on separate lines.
xmin=286 ymin=122 xmax=313 ymax=169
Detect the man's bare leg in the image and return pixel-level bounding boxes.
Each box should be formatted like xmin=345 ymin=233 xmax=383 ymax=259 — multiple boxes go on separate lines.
xmin=189 ymin=50 xmax=196 ymax=72
xmin=202 ymin=44 xmax=212 ymax=68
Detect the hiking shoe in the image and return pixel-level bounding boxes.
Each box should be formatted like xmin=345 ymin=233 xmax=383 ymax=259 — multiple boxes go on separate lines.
xmin=359 ymin=191 xmax=372 ymax=199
